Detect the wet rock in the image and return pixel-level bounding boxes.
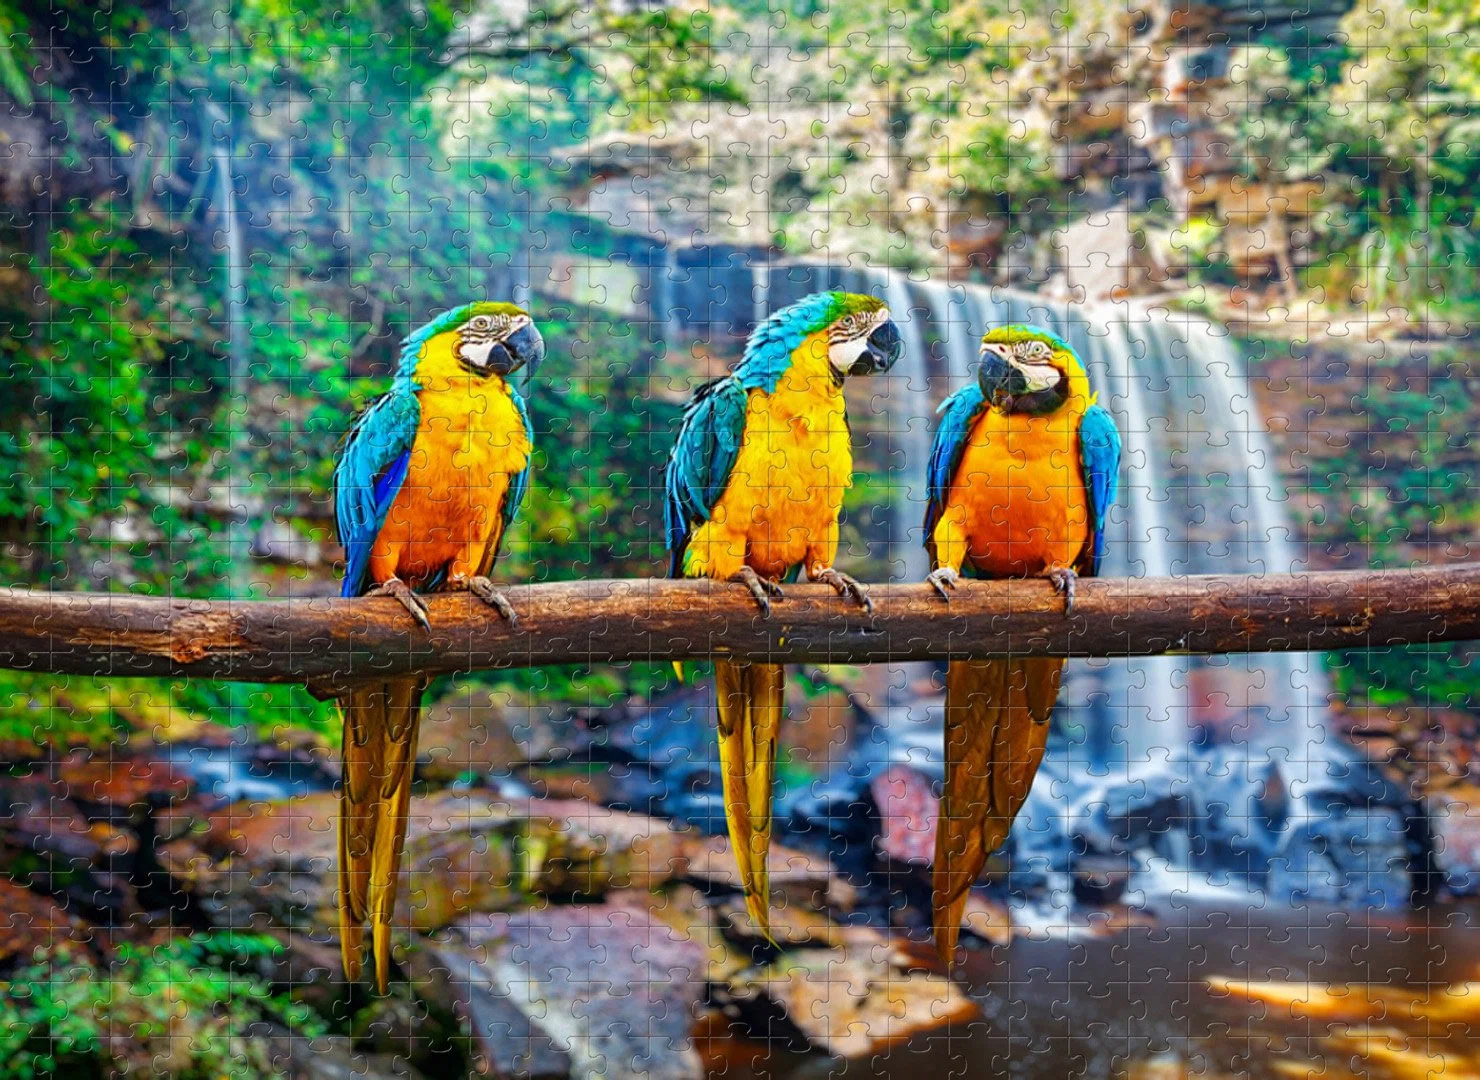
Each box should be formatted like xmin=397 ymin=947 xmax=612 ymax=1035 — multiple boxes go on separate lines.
xmin=1084 ymin=904 xmax=1161 ymax=935
xmin=1426 ymin=785 xmax=1480 ymax=895
xmin=714 ymin=895 xmax=885 ymax=953
xmin=424 ymin=900 xmax=708 ymax=1080
xmin=681 ymin=833 xmax=847 ymax=910
xmin=872 ymin=764 xmax=938 ymax=867
xmin=167 ymin=793 xmax=341 ymax=931
xmin=640 ymin=884 xmax=750 ymax=985
xmin=735 ymin=948 xmax=980 ymax=1058
xmin=0 ymin=775 xmax=140 ymax=921
xmin=410 ymin=940 xmax=572 ymax=1080
xmin=264 ymin=1033 xmax=428 ymax=1080
xmin=519 ymin=798 xmax=688 ymax=895
xmin=418 ymin=686 xmax=527 ymax=784
xmin=166 ymin=793 xmax=688 ymax=934
xmin=267 ymin=928 xmax=348 ymax=1010
xmin=960 ymin=894 xmax=1018 ymax=947
xmin=56 ymin=749 xmax=194 ymax=819
xmin=0 ymin=879 xmax=83 ymax=963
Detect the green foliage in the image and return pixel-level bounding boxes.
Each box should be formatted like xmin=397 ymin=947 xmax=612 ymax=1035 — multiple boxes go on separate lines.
xmin=0 ymin=933 xmax=326 ymax=1080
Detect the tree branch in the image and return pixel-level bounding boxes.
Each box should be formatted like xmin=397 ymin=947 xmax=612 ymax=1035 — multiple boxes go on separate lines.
xmin=2 ymin=566 xmax=1477 ymax=689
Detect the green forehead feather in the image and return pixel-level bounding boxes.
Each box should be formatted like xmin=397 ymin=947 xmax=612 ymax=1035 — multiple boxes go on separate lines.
xmin=981 ymin=323 xmax=1075 ymax=355
xmin=831 ymin=292 xmax=886 ymax=320
xmin=412 ymin=301 xmax=528 ymax=343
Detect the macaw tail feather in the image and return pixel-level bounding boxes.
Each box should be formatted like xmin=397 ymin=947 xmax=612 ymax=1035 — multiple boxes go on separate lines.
xmin=338 ymin=675 xmax=427 ymax=993
xmin=933 ymin=657 xmax=1061 ymax=967
xmin=714 ymin=659 xmax=784 ymax=941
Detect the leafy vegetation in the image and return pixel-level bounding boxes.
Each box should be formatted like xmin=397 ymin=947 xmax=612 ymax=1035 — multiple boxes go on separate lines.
xmin=0 ymin=933 xmax=323 ymax=1079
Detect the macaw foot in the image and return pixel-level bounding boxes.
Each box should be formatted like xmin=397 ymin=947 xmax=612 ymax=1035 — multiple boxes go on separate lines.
xmin=453 ymin=575 xmax=519 ymax=626
xmin=926 ymin=567 xmax=961 ymax=601
xmin=729 ymin=567 xmax=784 ymax=617
xmin=1046 ymin=567 xmax=1079 ymax=615
xmin=813 ymin=566 xmax=873 ymax=613
xmin=369 ymin=576 xmax=431 ymax=631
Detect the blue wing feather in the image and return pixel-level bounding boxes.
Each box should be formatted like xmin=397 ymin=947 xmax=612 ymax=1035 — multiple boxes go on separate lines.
xmin=498 ymin=386 xmax=535 ymax=556
xmin=924 ymin=383 xmax=986 ymax=562
xmin=664 ymin=375 xmax=749 ymax=576
xmin=334 ymin=389 xmax=421 ymax=598
xmin=1077 ymin=403 xmax=1122 ymax=577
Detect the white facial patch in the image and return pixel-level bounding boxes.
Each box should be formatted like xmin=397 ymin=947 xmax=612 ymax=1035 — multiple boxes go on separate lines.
xmin=828 ymin=334 xmax=870 ymax=374
xmin=1015 ymin=361 xmax=1062 ymax=393
xmin=458 ymin=339 xmax=498 ymax=369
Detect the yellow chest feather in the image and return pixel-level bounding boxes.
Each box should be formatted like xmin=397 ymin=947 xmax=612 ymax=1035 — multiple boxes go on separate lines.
xmin=411 ymin=376 xmax=530 ymax=480
xmin=709 ymin=338 xmax=852 ymax=573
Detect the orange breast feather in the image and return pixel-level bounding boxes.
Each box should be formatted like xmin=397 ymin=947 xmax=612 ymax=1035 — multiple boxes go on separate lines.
xmin=369 ymin=375 xmax=529 ymax=588
xmin=950 ymin=409 xmax=1091 ymax=579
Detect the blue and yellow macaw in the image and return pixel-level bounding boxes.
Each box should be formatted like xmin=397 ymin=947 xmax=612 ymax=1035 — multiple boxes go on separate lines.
xmin=924 ymin=324 xmax=1121 ymax=964
xmin=332 ymin=301 xmax=543 ymax=990
xmin=665 ymin=291 xmax=902 ymax=934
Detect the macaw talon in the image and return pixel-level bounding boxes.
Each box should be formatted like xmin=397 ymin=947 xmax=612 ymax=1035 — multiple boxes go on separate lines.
xmin=813 ymin=566 xmax=872 ymax=613
xmin=927 ymin=567 xmax=961 ymax=601
xmin=465 ymin=576 xmax=519 ymax=626
xmin=369 ymin=576 xmax=431 ymax=630
xmin=729 ymin=567 xmax=784 ymax=617
xmin=1046 ymin=567 xmax=1078 ymax=615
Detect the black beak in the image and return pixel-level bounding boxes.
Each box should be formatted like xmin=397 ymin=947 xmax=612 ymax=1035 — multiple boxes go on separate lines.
xmin=977 ymin=347 xmax=1029 ymax=405
xmin=852 ymin=320 xmax=903 ymax=375
xmin=490 ymin=323 xmax=545 ymax=378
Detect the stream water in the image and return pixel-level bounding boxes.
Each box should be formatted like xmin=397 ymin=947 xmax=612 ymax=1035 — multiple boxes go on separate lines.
xmin=716 ymin=897 xmax=1480 ymax=1079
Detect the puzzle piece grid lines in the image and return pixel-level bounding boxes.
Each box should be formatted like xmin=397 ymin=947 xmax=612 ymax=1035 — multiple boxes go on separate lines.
xmin=1 ymin=0 xmax=1477 ymax=1078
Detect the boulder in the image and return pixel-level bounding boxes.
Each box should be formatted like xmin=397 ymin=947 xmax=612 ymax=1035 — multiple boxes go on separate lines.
xmin=0 ymin=775 xmax=141 ymax=921
xmin=960 ymin=894 xmax=1019 ymax=947
xmin=872 ymin=764 xmax=938 ymax=866
xmin=735 ymin=948 xmax=980 ymax=1058
xmin=420 ymin=900 xmax=708 ymax=1080
xmin=1428 ymin=786 xmax=1480 ymax=895
xmin=417 ymin=687 xmax=527 ymax=783
xmin=714 ymin=895 xmax=887 ymax=953
xmin=164 ymin=793 xmax=688 ymax=934
xmin=641 ymin=884 xmax=750 ymax=985
xmin=681 ymin=833 xmax=846 ymax=909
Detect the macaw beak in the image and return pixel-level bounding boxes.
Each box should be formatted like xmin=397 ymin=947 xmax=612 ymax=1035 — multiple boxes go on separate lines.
xmin=490 ymin=322 xmax=545 ymax=378
xmin=853 ymin=320 xmax=903 ymax=375
xmin=976 ymin=345 xmax=1029 ymax=405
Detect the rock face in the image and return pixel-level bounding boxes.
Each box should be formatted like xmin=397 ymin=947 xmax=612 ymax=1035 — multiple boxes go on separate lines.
xmin=417 ymin=901 xmax=708 ymax=1080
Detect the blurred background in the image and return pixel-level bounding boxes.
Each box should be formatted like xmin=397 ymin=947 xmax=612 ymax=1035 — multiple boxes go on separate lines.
xmin=0 ymin=0 xmax=1476 ymax=1076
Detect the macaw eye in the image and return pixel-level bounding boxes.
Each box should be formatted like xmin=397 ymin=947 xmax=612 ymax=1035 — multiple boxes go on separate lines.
xmin=1027 ymin=340 xmax=1051 ymax=358
xmin=470 ymin=316 xmax=494 ymax=333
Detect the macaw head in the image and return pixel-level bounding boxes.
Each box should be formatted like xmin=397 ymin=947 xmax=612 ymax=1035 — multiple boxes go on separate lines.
xmin=403 ymin=301 xmax=545 ymax=381
xmin=976 ymin=324 xmax=1087 ymax=416
xmin=737 ymin=291 xmax=903 ymax=391
xmin=822 ymin=292 xmax=903 ymax=379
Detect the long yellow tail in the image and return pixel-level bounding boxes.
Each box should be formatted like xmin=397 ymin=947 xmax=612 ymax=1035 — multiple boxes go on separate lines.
xmin=933 ymin=657 xmax=1062 ymax=966
xmin=714 ymin=659 xmax=784 ymax=940
xmin=338 ymin=675 xmax=427 ymax=992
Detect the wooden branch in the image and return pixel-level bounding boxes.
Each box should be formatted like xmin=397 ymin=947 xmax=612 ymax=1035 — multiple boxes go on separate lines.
xmin=1 ymin=565 xmax=1477 ymax=689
